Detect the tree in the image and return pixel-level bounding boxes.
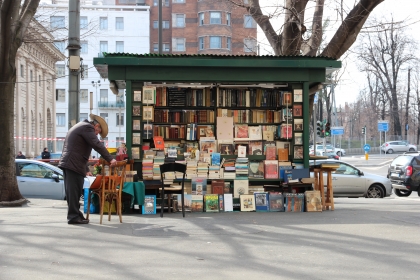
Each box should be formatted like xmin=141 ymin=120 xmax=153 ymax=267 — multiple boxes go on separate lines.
xmin=0 ymin=0 xmax=41 ymax=206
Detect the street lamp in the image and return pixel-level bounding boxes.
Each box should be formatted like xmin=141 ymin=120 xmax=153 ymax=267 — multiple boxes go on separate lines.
xmin=91 ymin=80 xmax=101 ymax=114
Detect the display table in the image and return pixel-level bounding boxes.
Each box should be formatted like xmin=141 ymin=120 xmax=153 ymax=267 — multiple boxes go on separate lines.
xmin=122 ymin=182 xmax=145 ymax=207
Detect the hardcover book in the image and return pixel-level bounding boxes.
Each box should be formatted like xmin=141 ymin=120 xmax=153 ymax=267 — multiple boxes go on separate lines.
xmin=293 ymin=146 xmax=304 ymax=159
xmin=192 ymin=177 xmax=208 ymax=195
xmin=269 ymin=192 xmax=284 ymax=212
xmin=248 ymin=125 xmax=262 ymax=139
xmin=216 ymin=117 xmax=234 ymax=140
xmin=278 ymin=162 xmax=293 ymax=180
xmin=219 ymin=143 xmax=234 ymax=155
xmin=142 ymin=195 xmax=156 ymax=215
xmin=264 ymin=160 xmax=279 ymax=179
xmin=235 ymin=124 xmax=249 ymax=138
xmin=218 ymin=194 xmax=224 ymax=212
xmin=278 ymin=148 xmax=289 ymax=161
xmin=211 ymin=179 xmax=225 ymax=195
xmin=132 ymin=133 xmax=141 ymax=145
xmin=133 ymin=105 xmax=141 ymax=116
xmin=237 ymin=145 xmax=247 ymax=157
xmin=282 ymin=91 xmax=292 ymax=106
xmin=293 ymin=89 xmax=303 ymax=102
xmin=233 ymin=179 xmax=249 ymax=198
xmin=143 ymin=86 xmax=156 ymax=105
xmin=204 ymin=194 xmax=219 ymax=212
xmin=153 ymin=136 xmax=165 ymax=150
xmin=285 ymin=193 xmax=305 ymax=212
xmin=293 ymin=104 xmax=302 ymax=117
xmin=265 ymin=146 xmax=277 ymax=160
xmin=133 ymin=119 xmax=141 ymax=131
xmin=305 ymin=191 xmax=322 ymax=212
xmin=224 ymin=193 xmax=234 ymax=211
xmin=254 ymin=192 xmax=269 ymax=212
xmin=294 ymin=119 xmax=303 ymax=131
xmin=133 ymin=90 xmax=142 ymax=101
xmin=240 ymin=194 xmax=256 ymax=212
xmin=280 ymin=124 xmax=292 ymax=139
xmin=191 ymin=195 xmax=204 ymax=212
xmin=248 ymin=141 xmax=263 ymax=155
xmin=248 ymin=161 xmax=264 ymax=178
xmin=211 ymin=152 xmax=221 ymax=166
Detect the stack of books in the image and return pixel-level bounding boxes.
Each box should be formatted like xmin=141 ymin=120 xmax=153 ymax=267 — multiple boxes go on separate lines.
xmin=197 ymin=162 xmax=209 ymax=178
xmin=248 ymin=185 xmax=265 ymax=195
xmin=142 ymin=158 xmax=154 ymax=180
xmin=222 ymin=158 xmax=236 ymax=179
xmin=235 ymin=157 xmax=249 ymax=179
xmin=186 ymin=160 xmax=198 ymax=179
xmin=208 ymin=165 xmax=221 ymax=179
xmin=153 ymin=155 xmax=165 ymax=180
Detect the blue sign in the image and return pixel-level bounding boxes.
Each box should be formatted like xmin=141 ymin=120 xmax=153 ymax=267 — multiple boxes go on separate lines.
xmin=314 ymin=94 xmax=318 ymax=104
xmin=378 ymin=122 xmax=389 ymax=132
xmin=331 ymin=127 xmax=344 ymax=135
xmin=364 ymin=144 xmax=371 ymax=152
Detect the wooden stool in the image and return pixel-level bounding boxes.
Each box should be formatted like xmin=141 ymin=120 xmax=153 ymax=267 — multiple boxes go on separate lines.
xmin=312 ymin=167 xmax=334 ymax=211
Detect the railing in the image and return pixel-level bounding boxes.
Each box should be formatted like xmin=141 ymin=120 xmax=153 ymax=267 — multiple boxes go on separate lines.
xmin=98 ymin=101 xmax=125 ymax=108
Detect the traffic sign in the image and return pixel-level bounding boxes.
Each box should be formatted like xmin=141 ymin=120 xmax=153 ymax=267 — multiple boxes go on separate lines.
xmin=363 ymin=144 xmax=371 ymax=152
xmin=378 ymin=121 xmax=389 ymax=132
xmin=331 ymin=127 xmax=344 ymax=135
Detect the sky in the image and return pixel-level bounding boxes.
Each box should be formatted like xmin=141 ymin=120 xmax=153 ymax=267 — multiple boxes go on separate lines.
xmin=257 ymin=0 xmax=420 ymax=107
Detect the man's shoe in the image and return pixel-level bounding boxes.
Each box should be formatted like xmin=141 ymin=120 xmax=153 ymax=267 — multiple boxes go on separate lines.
xmin=68 ymin=218 xmax=89 ymax=225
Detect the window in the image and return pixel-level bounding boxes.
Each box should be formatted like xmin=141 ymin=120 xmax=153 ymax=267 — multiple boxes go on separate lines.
xmin=153 ymin=21 xmax=170 ymax=29
xmin=116 ymin=41 xmax=124 ymax=52
xmin=80 ymin=16 xmax=88 ymax=29
xmin=173 ymin=38 xmax=185 ymax=52
xmin=100 ymin=17 xmax=108 ymax=30
xmin=18 ymin=163 xmax=53 ymax=178
xmin=116 ymin=137 xmax=125 ymax=144
xmin=244 ymin=38 xmax=257 ymax=53
xmin=57 ymin=89 xmax=66 ymax=102
xmin=30 ymin=70 xmax=33 ymax=82
xmin=153 ymin=43 xmax=170 ymax=52
xmin=100 ymin=89 xmax=108 ymax=104
xmin=209 ymin=36 xmax=221 ymax=49
xmin=56 ymin=113 xmax=65 ymax=126
xmin=80 ymin=89 xmax=88 ymax=103
xmin=199 ymin=37 xmax=204 ymax=50
xmin=174 ymin=14 xmax=185 ymax=28
xmin=226 ymin=13 xmax=231 ymax=26
xmin=116 ymin=17 xmax=124 ymax=30
xmin=82 ymin=64 xmax=88 ymax=78
xmin=56 ymin=65 xmax=65 ymax=78
xmin=199 ymin=12 xmax=204 ymax=26
xmin=79 ymin=113 xmax=88 ymax=122
xmin=173 ymin=0 xmax=185 ymax=3
xmin=100 ymin=113 xmax=108 ymax=124
xmin=56 ymin=137 xmax=65 ymax=151
xmin=227 ymin=37 xmax=231 ymax=50
xmin=81 ymin=41 xmax=88 ymax=54
xmin=54 ymin=41 xmax=65 ymax=53
xmin=210 ymin=12 xmax=221 ymax=24
xmin=100 ymin=41 xmax=108 ymax=53
xmin=153 ymin=0 xmax=169 ymax=6
xmin=50 ymin=16 xmax=65 ymax=29
xmin=244 ymin=15 xmax=256 ymax=28
xmin=20 ymin=65 xmax=24 ymax=78
xmin=116 ymin=113 xmax=124 ymax=126
xmin=39 ymin=75 xmax=41 ymax=86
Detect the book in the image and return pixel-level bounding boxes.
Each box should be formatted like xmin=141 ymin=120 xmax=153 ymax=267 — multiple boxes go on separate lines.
xmin=240 ymin=194 xmax=255 ymax=212
xmin=278 ymin=162 xmax=293 ymax=180
xmin=294 ymin=133 xmax=303 ymax=145
xmin=153 ymin=136 xmax=165 ymax=150
xmin=218 ymin=194 xmax=224 ymax=212
xmin=143 ymin=86 xmax=156 ymax=104
xmin=305 ymin=191 xmax=322 ymax=212
xmin=216 ymin=117 xmax=234 ymax=140
xmin=191 ymin=177 xmax=208 ymax=195
xmin=278 ymin=148 xmax=289 ymax=161
xmin=143 ymin=123 xmax=153 ymax=139
xmin=204 ymin=194 xmax=219 ymax=212
xmin=132 ymin=133 xmax=141 ymax=145
xmin=142 ymin=195 xmax=156 ymax=214
xmin=211 ymin=179 xmax=225 ymax=195
xmin=248 ymin=140 xmax=263 ymax=155
xmin=293 ymin=146 xmax=304 ymax=159
xmin=283 ymin=91 xmax=292 ymax=106
xmin=233 ymin=179 xmax=249 ymax=198
xmin=200 ymin=138 xmax=217 ymax=153
xmin=264 ymin=160 xmax=279 ymax=179
xmin=254 ymin=192 xmax=269 ymax=212
xmin=248 ymin=125 xmax=262 ymax=139
xmin=293 ymin=119 xmax=303 ymax=131
xmin=265 ymin=146 xmax=277 ymax=160
xmin=133 ymin=90 xmax=142 ymax=101
xmin=211 ymin=152 xmax=221 ymax=166
xmin=224 ymin=182 xmax=232 ymax=193
xmin=224 ymin=193 xmax=233 ymax=211
xmin=237 ymin=145 xmax=247 ymax=157
xmin=248 ymin=161 xmax=264 ymax=178
xmin=133 ymin=105 xmax=141 ymax=116
xmin=293 ymin=89 xmax=303 ymax=102
xmin=269 ymin=192 xmax=284 ymax=212
xmin=262 ymin=130 xmax=274 ymax=141
xmin=280 ymin=124 xmax=292 ymax=139
xmin=219 ymin=143 xmax=234 ymax=155
xmin=293 ymin=104 xmax=302 ymax=117
xmin=235 ymin=124 xmax=249 ymax=138
xmin=285 ymin=193 xmax=304 ymax=212
xmin=133 ymin=119 xmax=141 ymax=130
xmin=191 ymin=195 xmax=204 ymax=212
xmin=131 ymin=147 xmax=140 ymax=159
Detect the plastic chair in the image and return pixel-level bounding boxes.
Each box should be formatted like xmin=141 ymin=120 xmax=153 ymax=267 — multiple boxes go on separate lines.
xmin=86 ymin=159 xmax=127 ymax=224
xmin=159 ymin=162 xmax=187 ymax=218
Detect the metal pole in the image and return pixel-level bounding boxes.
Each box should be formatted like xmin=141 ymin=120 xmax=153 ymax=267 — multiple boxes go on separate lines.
xmin=158 ymin=0 xmax=162 ymax=54
xmin=67 ymin=0 xmax=80 ymax=129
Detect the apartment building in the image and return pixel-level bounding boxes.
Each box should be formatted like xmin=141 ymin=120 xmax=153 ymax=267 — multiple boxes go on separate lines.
xmin=37 ymin=1 xmax=150 ymax=154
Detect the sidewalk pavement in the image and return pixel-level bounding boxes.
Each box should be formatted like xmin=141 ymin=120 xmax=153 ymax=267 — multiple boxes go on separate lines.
xmin=1 ymin=197 xmax=420 ymax=279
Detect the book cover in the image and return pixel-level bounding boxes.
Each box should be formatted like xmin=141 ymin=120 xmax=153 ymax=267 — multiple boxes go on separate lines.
xmin=191 ymin=177 xmax=208 ymax=195
xmin=211 ymin=179 xmax=225 ymax=195
xmin=204 ymin=194 xmax=219 ymax=212
xmin=280 ymin=124 xmax=292 ymax=139
xmin=248 ymin=140 xmax=263 ymax=155
xmin=294 ymin=133 xmax=303 ymax=145
xmin=132 ymin=133 xmax=141 ymax=145
xmin=142 ymin=195 xmax=156 ymax=215
xmin=216 ymin=117 xmax=234 ymax=140
xmin=237 ymin=145 xmax=247 ymax=157
xmin=133 ymin=119 xmax=141 ymax=130
xmin=248 ymin=161 xmax=264 ymax=178
xmin=285 ymin=193 xmax=304 ymax=212
xmin=264 ymin=160 xmax=279 ymax=179
xmin=175 ymin=194 xmax=192 ymax=212
xmin=224 ymin=193 xmax=233 ymax=211
xmin=153 ymin=136 xmax=165 ymax=150
xmin=305 ymin=191 xmax=322 ymax=212
xmin=235 ymin=124 xmax=249 ymax=138
xmin=134 ymin=90 xmax=142 ymax=101
xmin=131 ymin=147 xmax=140 ymax=159
xmin=143 ymin=123 xmax=153 ymax=139
xmin=262 ymin=130 xmax=274 ymax=141
xmin=278 ymin=148 xmax=289 ymax=161
xmin=240 ymin=194 xmax=256 ymax=212
xmin=219 ymin=143 xmax=234 ymax=155
xmin=293 ymin=104 xmax=302 ymax=117
xmin=278 ymin=162 xmax=293 ymax=180
xmin=200 ymin=138 xmax=217 ymax=153
xmin=248 ymin=125 xmax=262 ymax=139
xmin=254 ymin=192 xmax=269 ymax=212
xmin=293 ymin=89 xmax=303 ymax=102
xmin=293 ymin=145 xmax=304 ymax=159
xmin=191 ymin=195 xmax=204 ymax=212
xmin=219 ymin=194 xmax=224 ymax=212
xmin=283 ymin=91 xmax=292 ymax=106
xmin=143 ymin=86 xmax=156 ymax=105
xmin=269 ymin=192 xmax=284 ymax=212
xmin=293 ymin=119 xmax=303 ymax=131
xmin=211 ymin=152 xmax=221 ymax=166
xmin=265 ymin=146 xmax=277 ymax=160
xmin=224 ymin=182 xmax=232 ymax=193
xmin=233 ymin=179 xmax=249 ymax=198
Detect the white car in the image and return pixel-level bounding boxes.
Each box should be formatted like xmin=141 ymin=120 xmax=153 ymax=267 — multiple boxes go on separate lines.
xmin=310 ymin=160 xmax=392 ymax=198
xmin=381 ymin=141 xmax=417 ymax=154
xmin=309 ymin=144 xmax=346 ymax=156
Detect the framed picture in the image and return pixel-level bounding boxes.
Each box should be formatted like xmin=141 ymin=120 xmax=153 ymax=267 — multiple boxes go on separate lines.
xmin=293 ymin=145 xmax=303 ymax=159
xmin=294 ymin=133 xmax=303 ymax=145
xmin=133 ymin=90 xmax=142 ymax=102
xmin=283 ymin=91 xmax=292 ymax=107
xmin=197 ymin=125 xmax=209 ymax=140
xmin=133 ymin=105 xmax=141 ymax=116
xmin=294 ymin=119 xmax=303 ymax=131
xmin=293 ymin=104 xmax=302 ymax=117
xmin=133 ymin=133 xmax=141 ymax=144
xmin=219 ymin=143 xmax=234 ymax=155
xmin=293 ymin=89 xmax=303 ymax=103
xmin=143 ymin=106 xmax=154 ymax=121
xmin=143 ymin=86 xmax=156 ymax=105
xmin=133 ymin=119 xmax=141 ymax=130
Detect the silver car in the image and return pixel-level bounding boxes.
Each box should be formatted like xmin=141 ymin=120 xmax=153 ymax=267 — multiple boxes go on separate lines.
xmin=381 ymin=141 xmax=417 ymax=154
xmin=310 ymin=160 xmax=392 ymax=198
xmin=16 ymin=159 xmax=90 ymax=200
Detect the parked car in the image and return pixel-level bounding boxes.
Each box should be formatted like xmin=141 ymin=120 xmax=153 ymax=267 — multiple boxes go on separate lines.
xmin=16 ymin=159 xmax=90 ymax=200
xmin=35 ymin=152 xmax=62 ymax=160
xmin=387 ymin=153 xmax=420 ymax=197
xmin=310 ymin=160 xmax=392 ymax=198
xmin=381 ymin=141 xmax=417 ymax=154
xmin=309 ymin=144 xmax=346 ymax=157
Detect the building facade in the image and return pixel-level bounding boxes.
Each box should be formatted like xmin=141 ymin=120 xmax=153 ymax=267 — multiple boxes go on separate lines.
xmin=37 ymin=1 xmax=150 ymax=154
xmin=14 ymin=20 xmax=66 ymax=158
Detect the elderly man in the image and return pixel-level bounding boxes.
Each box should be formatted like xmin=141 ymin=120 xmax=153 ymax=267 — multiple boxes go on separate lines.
xmin=59 ymin=114 xmax=116 ymax=225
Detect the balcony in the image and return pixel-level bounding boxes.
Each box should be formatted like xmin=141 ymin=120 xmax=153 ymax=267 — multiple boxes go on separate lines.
xmin=98 ymin=101 xmax=125 ymax=108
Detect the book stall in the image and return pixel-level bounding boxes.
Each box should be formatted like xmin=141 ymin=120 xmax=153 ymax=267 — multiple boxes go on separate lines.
xmin=93 ymin=54 xmax=341 ymax=214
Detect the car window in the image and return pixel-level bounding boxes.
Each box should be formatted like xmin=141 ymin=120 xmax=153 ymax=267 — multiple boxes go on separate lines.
xmin=391 ymin=156 xmax=413 ymax=166
xmin=17 ymin=163 xmax=54 ymax=178
xmin=334 ymin=163 xmax=357 ymax=175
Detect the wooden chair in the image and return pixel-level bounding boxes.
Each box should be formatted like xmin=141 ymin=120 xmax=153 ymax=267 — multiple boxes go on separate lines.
xmin=159 ymin=162 xmax=187 ymax=218
xmin=86 ymin=159 xmax=127 ymax=223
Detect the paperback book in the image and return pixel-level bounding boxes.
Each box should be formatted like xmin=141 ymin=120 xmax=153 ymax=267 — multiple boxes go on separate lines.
xmin=269 ymin=192 xmax=284 ymax=212
xmin=191 ymin=177 xmax=208 ymax=195
xmin=240 ymin=194 xmax=256 ymax=212
xmin=204 ymin=194 xmax=219 ymax=212
xmin=142 ymin=195 xmax=156 ymax=215
xmin=254 ymin=192 xmax=269 ymax=212
xmin=191 ymin=195 xmax=204 ymax=212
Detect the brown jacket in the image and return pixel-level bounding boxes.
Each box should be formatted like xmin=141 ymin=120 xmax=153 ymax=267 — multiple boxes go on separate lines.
xmin=58 ymin=120 xmax=113 ymax=176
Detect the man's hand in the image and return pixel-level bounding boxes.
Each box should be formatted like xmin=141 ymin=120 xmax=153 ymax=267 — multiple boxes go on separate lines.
xmin=110 ymin=159 xmax=117 ymax=166
xmin=87 ymin=171 xmax=93 ymax=176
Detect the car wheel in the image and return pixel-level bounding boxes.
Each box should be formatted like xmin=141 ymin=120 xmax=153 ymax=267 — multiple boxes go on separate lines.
xmin=394 ymin=189 xmax=412 ymax=197
xmin=409 ymin=148 xmax=415 ymax=152
xmin=387 ymin=149 xmax=393 ymax=154
xmin=366 ymin=184 xmax=384 ymax=198
xmin=337 ymin=151 xmax=342 ymax=156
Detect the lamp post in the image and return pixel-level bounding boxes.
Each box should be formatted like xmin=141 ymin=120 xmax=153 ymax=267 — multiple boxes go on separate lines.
xmin=91 ymin=80 xmax=101 ymax=115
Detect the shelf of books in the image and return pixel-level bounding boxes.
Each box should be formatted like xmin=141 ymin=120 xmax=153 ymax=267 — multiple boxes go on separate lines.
xmin=130 ymin=85 xmax=317 ymax=213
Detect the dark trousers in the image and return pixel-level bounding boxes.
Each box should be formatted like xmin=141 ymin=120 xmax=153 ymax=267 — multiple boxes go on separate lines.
xmin=63 ymin=168 xmax=85 ymax=221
